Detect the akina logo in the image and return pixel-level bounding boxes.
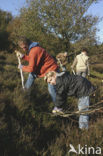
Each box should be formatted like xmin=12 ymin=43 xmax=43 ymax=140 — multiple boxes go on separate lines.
xmin=68 ymin=144 xmax=101 ymax=155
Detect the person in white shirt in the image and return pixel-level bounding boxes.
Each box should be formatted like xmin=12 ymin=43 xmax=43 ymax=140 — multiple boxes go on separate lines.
xmin=71 ymin=48 xmax=90 ymax=77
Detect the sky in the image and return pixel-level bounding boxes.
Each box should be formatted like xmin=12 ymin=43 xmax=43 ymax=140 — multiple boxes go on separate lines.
xmin=0 ymin=0 xmax=103 ymax=43
xmin=87 ymin=1 xmax=103 ymax=43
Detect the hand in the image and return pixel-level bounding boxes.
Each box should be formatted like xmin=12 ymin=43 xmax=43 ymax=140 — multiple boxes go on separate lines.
xmin=93 ymin=93 xmax=95 ymax=97
xmin=15 ymin=50 xmax=24 ymax=59
xmin=18 ymin=64 xmax=23 ymax=69
xmin=64 ymin=52 xmax=68 ymax=57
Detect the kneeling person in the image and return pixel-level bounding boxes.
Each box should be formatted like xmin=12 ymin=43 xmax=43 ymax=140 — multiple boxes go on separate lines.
xmin=44 ymin=71 xmax=95 ymax=130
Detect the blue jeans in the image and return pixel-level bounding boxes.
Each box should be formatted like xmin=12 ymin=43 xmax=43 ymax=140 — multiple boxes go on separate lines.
xmin=48 ymin=83 xmax=56 ymax=103
xmin=25 ymin=72 xmax=56 ymax=103
xmin=25 ymin=72 xmax=37 ymax=89
xmin=78 ymin=96 xmax=89 ymax=129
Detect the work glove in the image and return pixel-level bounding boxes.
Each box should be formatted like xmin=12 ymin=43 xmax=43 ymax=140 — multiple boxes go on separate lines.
xmin=15 ymin=50 xmax=24 ymax=59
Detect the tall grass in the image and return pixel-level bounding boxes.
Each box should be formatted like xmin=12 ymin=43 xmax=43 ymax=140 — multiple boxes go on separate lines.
xmin=0 ymin=51 xmax=103 ymax=156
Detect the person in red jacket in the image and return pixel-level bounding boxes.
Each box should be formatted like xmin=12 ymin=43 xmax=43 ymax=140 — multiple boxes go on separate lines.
xmin=16 ymin=36 xmax=58 ymax=104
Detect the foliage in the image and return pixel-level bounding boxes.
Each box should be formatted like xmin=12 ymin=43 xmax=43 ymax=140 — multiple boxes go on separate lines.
xmin=0 ymin=1 xmax=103 ymax=155
xmin=0 ymin=48 xmax=103 ymax=155
xmin=8 ymin=0 xmax=100 ymax=55
xmin=27 ymin=0 xmax=99 ymax=50
xmin=8 ymin=8 xmax=61 ymax=54
xmin=0 ymin=9 xmax=13 ymax=50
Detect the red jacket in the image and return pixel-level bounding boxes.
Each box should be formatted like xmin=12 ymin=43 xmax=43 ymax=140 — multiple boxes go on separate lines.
xmin=22 ymin=47 xmax=58 ymax=77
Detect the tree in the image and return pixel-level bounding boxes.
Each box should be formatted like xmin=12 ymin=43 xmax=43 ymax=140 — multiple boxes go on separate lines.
xmin=9 ymin=7 xmax=61 ymax=55
xmin=27 ymin=0 xmax=99 ymax=52
xmin=0 ymin=9 xmax=13 ymax=50
xmin=10 ymin=0 xmax=100 ymax=54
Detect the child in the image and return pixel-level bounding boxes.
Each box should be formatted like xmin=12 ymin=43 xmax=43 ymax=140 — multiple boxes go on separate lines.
xmin=44 ymin=71 xmax=95 ymax=129
xmin=56 ymin=52 xmax=68 ymax=71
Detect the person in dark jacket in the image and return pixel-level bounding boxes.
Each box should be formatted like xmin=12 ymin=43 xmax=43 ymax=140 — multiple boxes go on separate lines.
xmin=44 ymin=71 xmax=95 ymax=129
